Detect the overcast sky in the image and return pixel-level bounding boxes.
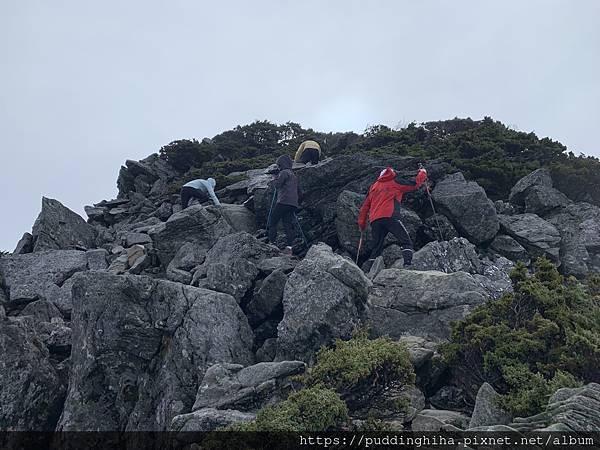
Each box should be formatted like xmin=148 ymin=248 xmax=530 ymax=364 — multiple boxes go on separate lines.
xmin=1 ymin=0 xmax=598 ymax=251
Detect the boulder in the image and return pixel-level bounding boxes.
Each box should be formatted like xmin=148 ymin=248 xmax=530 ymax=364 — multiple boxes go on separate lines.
xmin=509 ymin=383 xmax=600 ymax=432
xmin=523 ymin=185 xmax=571 ymax=215
xmin=18 ymin=299 xmax=63 ymax=322
xmin=200 ymin=232 xmax=280 ymax=302
xmin=166 ymin=242 xmax=206 ymax=285
xmin=490 ymin=234 xmax=530 ymax=263
xmin=170 ymin=408 xmax=255 ymax=434
xmin=86 ymin=248 xmax=109 ymax=270
xmin=57 ymin=271 xmax=254 ymax=431
xmin=0 ymin=250 xmax=91 ymax=310
xmin=546 ymin=202 xmax=600 ymax=277
xmin=246 ymin=269 xmax=287 ymax=327
xmin=468 ymin=382 xmax=512 ymax=429
xmin=124 ymin=232 xmax=152 ymax=247
xmin=13 ymin=232 xmax=33 ymax=254
xmin=192 ymin=361 xmax=305 ymax=412
xmin=149 ymin=205 xmax=233 ymax=266
xmin=31 ymin=197 xmax=96 ymax=251
xmin=431 ymin=172 xmax=499 ymax=245
xmin=473 ymin=255 xmax=514 ymax=299
xmin=276 ymin=243 xmax=371 ymax=362
xmin=117 ymin=154 xmax=179 ymax=199
xmin=494 ymin=200 xmax=517 ymax=215
xmin=508 ymin=168 xmax=552 ymax=206
xmin=404 ymin=237 xmax=482 ymax=274
xmin=219 ymin=203 xmax=257 ymax=234
xmin=423 ymin=214 xmax=458 ymax=242
xmin=412 ymin=409 xmax=470 ymax=431
xmin=430 ymin=386 xmax=470 ymax=413
xmin=498 ymin=213 xmax=561 ymax=263
xmin=365 ymin=269 xmax=489 ymax=340
xmin=0 ymin=319 xmax=66 ymax=430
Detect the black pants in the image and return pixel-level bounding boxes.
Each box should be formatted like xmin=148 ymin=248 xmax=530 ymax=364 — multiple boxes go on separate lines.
xmin=180 ymin=186 xmax=208 ymax=209
xmin=298 ymin=148 xmax=320 ymax=164
xmin=268 ymin=203 xmax=297 ymax=246
xmin=369 ymin=217 xmax=414 ymax=264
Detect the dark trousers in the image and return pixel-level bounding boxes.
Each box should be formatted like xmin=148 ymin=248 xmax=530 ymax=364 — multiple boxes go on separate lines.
xmin=180 ymin=186 xmax=208 ymax=209
xmin=268 ymin=203 xmax=297 ymax=246
xmin=369 ymin=217 xmax=414 ymax=264
xmin=298 ymin=148 xmax=320 ymax=164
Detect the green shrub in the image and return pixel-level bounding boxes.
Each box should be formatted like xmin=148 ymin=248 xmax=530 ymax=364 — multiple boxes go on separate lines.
xmin=225 ymin=386 xmax=348 ymax=432
xmin=442 ymin=258 xmax=600 ymax=416
xmin=159 ymin=139 xmax=213 ymax=172
xmin=302 ymin=331 xmax=415 ymax=409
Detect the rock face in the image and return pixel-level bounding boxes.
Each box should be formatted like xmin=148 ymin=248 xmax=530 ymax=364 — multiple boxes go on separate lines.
xmin=31 ymin=197 xmax=96 ymax=251
xmin=547 ymin=202 xmax=600 ymax=277
xmin=365 ymin=269 xmax=489 ymax=340
xmin=149 ymin=205 xmax=233 ymax=266
xmin=498 ymin=213 xmax=561 ymax=263
xmin=57 ymin=271 xmax=254 ymax=431
xmin=490 ymin=234 xmax=530 ymax=263
xmin=406 ymin=238 xmax=482 ymax=274
xmin=509 ymin=168 xmax=571 ymax=215
xmin=0 ymin=319 xmax=66 ymax=430
xmin=13 ymin=232 xmax=33 ymax=254
xmin=509 ymin=383 xmax=600 ymax=432
xmin=276 ymin=243 xmax=371 ymax=362
xmin=468 ymin=382 xmax=511 ymax=429
xmin=509 ymin=168 xmax=553 ymax=205
xmin=432 ymin=173 xmax=499 ymax=245
xmin=0 ymin=250 xmax=96 ymax=313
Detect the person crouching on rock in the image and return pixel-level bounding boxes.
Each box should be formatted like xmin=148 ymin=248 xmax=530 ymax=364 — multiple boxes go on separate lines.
xmin=268 ymin=154 xmax=301 ymax=255
xmin=357 ymin=166 xmax=428 ymax=267
xmin=180 ymin=178 xmax=221 ymax=209
xmin=294 ymin=139 xmax=321 ymax=165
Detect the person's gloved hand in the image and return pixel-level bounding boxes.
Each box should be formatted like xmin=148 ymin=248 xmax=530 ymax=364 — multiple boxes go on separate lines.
xmin=358 ymin=220 xmax=367 ymax=232
xmin=418 ymin=167 xmax=428 ymax=180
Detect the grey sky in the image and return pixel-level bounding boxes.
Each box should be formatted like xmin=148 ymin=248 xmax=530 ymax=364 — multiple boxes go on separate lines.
xmin=1 ymin=0 xmax=599 ymax=251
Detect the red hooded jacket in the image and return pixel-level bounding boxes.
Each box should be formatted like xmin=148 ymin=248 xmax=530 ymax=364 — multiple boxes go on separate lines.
xmin=357 ymin=167 xmax=427 ymax=230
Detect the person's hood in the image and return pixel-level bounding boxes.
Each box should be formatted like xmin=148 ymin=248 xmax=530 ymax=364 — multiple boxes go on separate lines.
xmin=276 ymin=154 xmax=293 ymax=170
xmin=377 ymin=167 xmax=396 ymax=182
xmin=207 ymin=178 xmax=216 ymax=188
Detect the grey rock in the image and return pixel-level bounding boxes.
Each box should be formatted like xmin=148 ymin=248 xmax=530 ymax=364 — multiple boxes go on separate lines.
xmin=246 ymin=269 xmax=287 ymax=327
xmin=149 ymin=205 xmax=233 ymax=266
xmin=365 ymin=269 xmax=488 ymax=340
xmin=474 ymin=255 xmax=514 ymax=299
xmin=405 ymin=237 xmax=482 ymax=274
xmin=546 ymin=202 xmax=600 ymax=277
xmin=85 ymin=248 xmax=109 ymax=270
xmin=276 ymin=243 xmax=371 ymax=362
xmin=13 ymin=232 xmax=33 ymax=254
xmin=523 ymin=185 xmax=571 ymax=215
xmin=166 ymin=242 xmax=206 ymax=285
xmin=490 ymin=234 xmax=530 ymax=263
xmin=32 ymin=197 xmax=97 ymax=251
xmin=256 ymin=256 xmax=298 ymax=274
xmin=154 ymin=202 xmax=173 ymax=221
xmin=494 ymin=200 xmax=517 ymax=215
xmin=126 ymin=244 xmax=146 ymax=267
xmin=202 ymin=232 xmax=280 ymax=302
xmin=367 ymin=255 xmax=385 ymax=280
xmin=107 ymin=253 xmax=129 ymax=275
xmin=430 ymin=386 xmax=470 ymax=412
xmin=353 ymin=384 xmax=425 ymax=422
xmin=0 ymin=250 xmax=88 ymax=308
xmin=412 ymin=409 xmax=470 ymax=431
xmin=256 ymin=338 xmax=278 ymax=362
xmin=84 ymin=205 xmax=106 ymax=222
xmin=128 ymin=253 xmax=150 ymax=275
xmin=125 ymin=232 xmax=152 ymax=247
xmin=509 ymin=168 xmax=553 ymax=206
xmin=509 ymin=383 xmax=600 ymax=432
xmin=57 ymin=271 xmax=254 ymax=431
xmin=219 ymin=204 xmax=257 ymax=234
xmin=432 ymin=173 xmax=499 ymax=245
xmin=423 ymin=214 xmax=458 ymax=241
xmin=499 ymin=213 xmax=561 ymax=263
xmin=0 ymin=304 xmax=5 ymax=320
xmin=469 ymin=382 xmax=512 ymax=429
xmin=192 ymin=360 xmax=305 ymax=412
xmin=0 ymin=319 xmax=66 ymax=430
xmin=170 ymin=408 xmax=255 ymax=434
xmin=18 ymin=299 xmax=63 ymax=322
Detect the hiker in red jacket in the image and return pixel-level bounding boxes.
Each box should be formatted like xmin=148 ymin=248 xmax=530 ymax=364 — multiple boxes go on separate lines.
xmin=357 ymin=166 xmax=428 ymax=266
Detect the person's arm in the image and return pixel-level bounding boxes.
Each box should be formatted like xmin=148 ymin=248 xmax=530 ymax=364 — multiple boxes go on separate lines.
xmin=271 ymin=170 xmax=289 ymax=189
xmin=393 ymin=169 xmax=428 ymax=193
xmin=357 ymin=192 xmax=372 ymax=230
xmin=207 ymin=185 xmax=221 ymax=206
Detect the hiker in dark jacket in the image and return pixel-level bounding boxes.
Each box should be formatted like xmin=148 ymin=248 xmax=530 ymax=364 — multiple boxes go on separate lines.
xmin=357 ymin=166 xmax=428 ymax=266
xmin=268 ymin=154 xmax=301 ymax=255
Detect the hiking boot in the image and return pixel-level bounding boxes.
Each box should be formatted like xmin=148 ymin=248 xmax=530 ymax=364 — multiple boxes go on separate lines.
xmin=283 ymin=246 xmax=293 ymax=256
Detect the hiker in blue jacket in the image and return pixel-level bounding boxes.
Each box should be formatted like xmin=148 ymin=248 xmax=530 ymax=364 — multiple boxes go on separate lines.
xmin=180 ymin=178 xmax=221 ymax=209
xmin=267 ymin=155 xmax=301 ymax=255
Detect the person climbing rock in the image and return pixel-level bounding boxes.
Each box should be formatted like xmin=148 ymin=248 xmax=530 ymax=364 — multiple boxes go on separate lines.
xmin=268 ymin=154 xmax=301 ymax=255
xmin=294 ymin=139 xmax=321 ymax=165
xmin=180 ymin=178 xmax=221 ymax=209
xmin=357 ymin=166 xmax=428 ymax=266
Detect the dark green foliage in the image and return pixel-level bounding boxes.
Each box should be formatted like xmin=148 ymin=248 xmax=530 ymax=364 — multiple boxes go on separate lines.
xmin=225 ymin=387 xmax=348 ymax=432
xmin=302 ymin=331 xmax=415 ymax=409
xmin=442 ymin=259 xmax=600 ymax=416
xmin=158 ymin=139 xmax=212 ymax=172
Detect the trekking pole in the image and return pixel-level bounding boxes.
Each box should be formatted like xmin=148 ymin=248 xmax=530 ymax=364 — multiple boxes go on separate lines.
xmin=292 ymin=212 xmax=309 ymax=247
xmin=356 ymin=231 xmax=364 ymax=265
xmin=266 ymin=188 xmax=277 ymax=229
xmin=425 ymin=183 xmax=445 ymax=241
